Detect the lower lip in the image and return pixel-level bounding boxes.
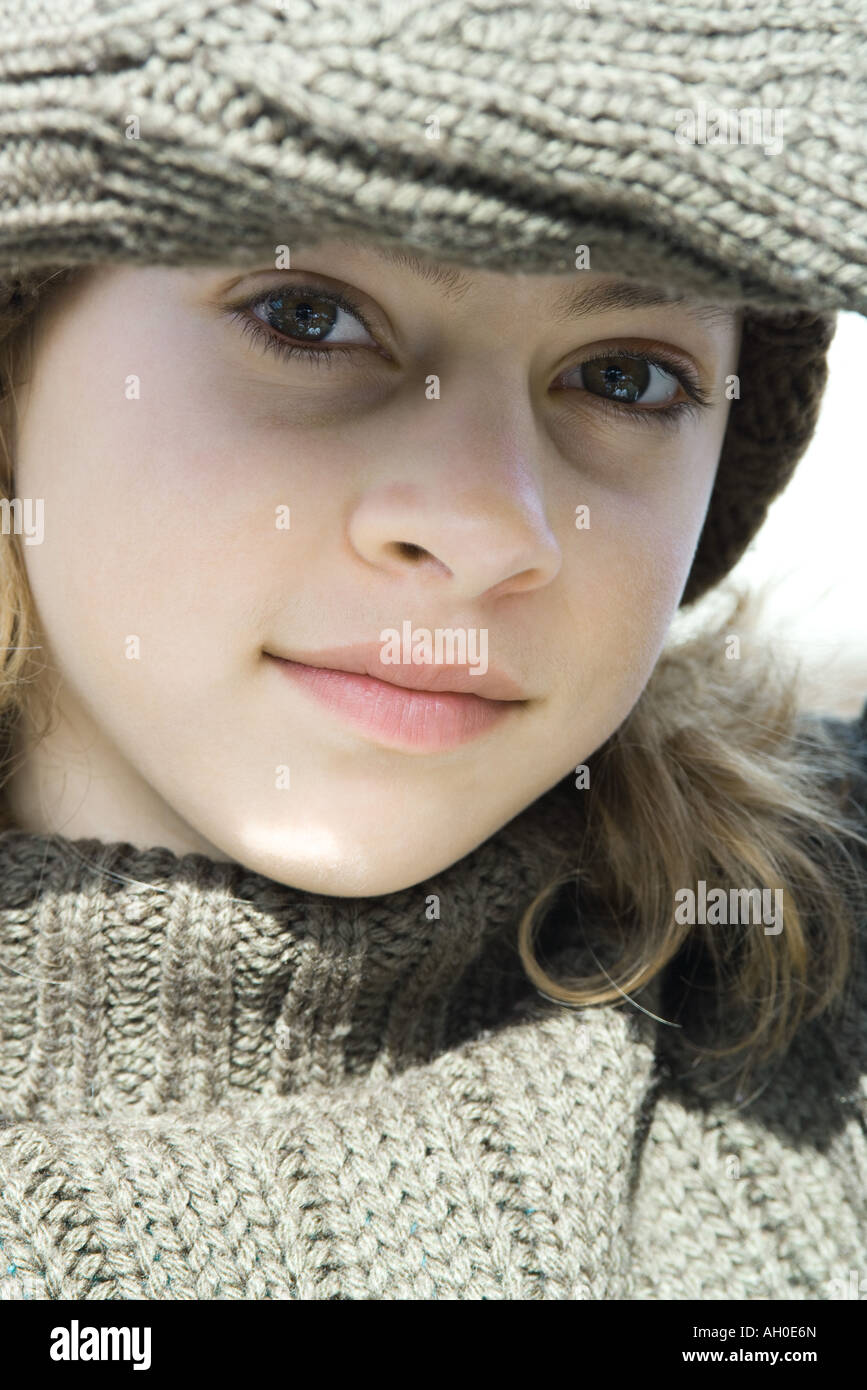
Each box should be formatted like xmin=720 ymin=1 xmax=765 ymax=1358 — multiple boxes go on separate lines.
xmin=268 ymin=656 xmax=518 ymax=752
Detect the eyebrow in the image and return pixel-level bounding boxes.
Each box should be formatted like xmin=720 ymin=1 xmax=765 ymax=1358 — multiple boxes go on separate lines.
xmin=358 ymin=242 xmax=733 ymax=328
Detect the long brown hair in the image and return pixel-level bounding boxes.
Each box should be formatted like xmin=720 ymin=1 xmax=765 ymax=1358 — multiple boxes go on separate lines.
xmin=0 ymin=269 xmax=79 ymax=785
xmin=516 ymin=608 xmax=866 ymax=1100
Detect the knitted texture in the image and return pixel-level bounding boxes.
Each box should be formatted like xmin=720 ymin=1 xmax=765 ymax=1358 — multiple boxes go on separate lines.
xmin=0 ymin=0 xmax=863 ymax=599
xmin=0 ymin=715 xmax=865 ymax=1301
xmin=0 ymin=0 xmax=865 ymax=306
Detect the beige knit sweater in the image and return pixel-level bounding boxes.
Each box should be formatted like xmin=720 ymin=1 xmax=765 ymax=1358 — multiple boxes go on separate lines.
xmin=0 ymin=718 xmax=865 ymax=1301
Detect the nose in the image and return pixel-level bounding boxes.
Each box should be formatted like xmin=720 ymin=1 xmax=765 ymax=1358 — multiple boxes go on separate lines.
xmin=347 ymin=383 xmax=563 ymax=602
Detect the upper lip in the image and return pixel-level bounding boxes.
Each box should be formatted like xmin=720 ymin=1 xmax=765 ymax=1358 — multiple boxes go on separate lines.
xmin=267 ymin=642 xmax=529 ymax=701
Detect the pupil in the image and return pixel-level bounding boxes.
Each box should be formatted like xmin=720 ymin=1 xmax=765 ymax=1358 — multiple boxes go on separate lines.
xmin=583 ymin=357 xmax=650 ymax=402
xmin=267 ymin=292 xmax=338 ymax=340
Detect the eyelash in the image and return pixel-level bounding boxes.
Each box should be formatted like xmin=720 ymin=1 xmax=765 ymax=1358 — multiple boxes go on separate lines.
xmin=225 ymin=288 xmax=713 ymax=425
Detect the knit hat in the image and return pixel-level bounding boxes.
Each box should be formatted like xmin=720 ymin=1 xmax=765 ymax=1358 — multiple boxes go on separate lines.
xmin=0 ymin=0 xmax=862 ymax=602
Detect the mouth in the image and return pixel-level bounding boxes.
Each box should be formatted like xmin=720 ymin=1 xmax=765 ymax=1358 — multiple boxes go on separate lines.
xmin=264 ymin=645 xmax=529 ymax=753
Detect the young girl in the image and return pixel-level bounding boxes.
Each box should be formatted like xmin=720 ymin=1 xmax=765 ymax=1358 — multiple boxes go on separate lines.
xmin=0 ymin=0 xmax=864 ymax=1302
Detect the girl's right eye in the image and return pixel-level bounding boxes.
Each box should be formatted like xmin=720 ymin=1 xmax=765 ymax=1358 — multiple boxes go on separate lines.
xmin=228 ymin=285 xmax=381 ymax=366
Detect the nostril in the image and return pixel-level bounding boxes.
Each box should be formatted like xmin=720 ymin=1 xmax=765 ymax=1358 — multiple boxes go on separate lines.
xmin=394 ymin=542 xmax=425 ymax=561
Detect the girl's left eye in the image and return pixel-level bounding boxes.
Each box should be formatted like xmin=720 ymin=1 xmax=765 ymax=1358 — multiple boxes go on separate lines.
xmin=563 ymin=354 xmax=681 ymax=407
xmin=555 ymin=349 xmax=713 ymax=423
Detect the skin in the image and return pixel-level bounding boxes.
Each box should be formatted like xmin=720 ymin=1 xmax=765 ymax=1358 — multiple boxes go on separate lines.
xmin=3 ymin=242 xmax=740 ymax=895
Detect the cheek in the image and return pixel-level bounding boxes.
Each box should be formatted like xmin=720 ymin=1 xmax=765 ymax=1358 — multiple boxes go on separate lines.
xmin=556 ymin=440 xmax=719 ymax=716
xmin=15 ymin=408 xmax=369 ymax=754
xmin=13 ymin=333 xmax=335 ymax=709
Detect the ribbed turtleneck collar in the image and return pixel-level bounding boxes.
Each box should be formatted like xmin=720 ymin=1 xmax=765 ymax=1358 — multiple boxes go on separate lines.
xmin=0 ymin=778 xmax=584 ymax=1120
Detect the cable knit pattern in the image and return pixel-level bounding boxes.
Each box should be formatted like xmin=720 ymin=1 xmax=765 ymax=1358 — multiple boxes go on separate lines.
xmin=0 ymin=715 xmax=865 ymax=1301
xmin=0 ymin=0 xmax=865 ymax=311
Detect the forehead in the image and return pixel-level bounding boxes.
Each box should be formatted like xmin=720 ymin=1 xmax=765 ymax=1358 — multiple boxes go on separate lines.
xmin=332 ymin=238 xmax=736 ymax=331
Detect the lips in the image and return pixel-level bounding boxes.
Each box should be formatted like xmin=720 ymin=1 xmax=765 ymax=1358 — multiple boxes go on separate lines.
xmin=264 ymin=641 xmax=529 ymax=752
xmin=266 ymin=642 xmax=528 ymax=701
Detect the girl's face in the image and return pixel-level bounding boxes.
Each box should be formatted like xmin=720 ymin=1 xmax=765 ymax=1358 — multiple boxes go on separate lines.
xmin=6 ymin=243 xmax=739 ymax=894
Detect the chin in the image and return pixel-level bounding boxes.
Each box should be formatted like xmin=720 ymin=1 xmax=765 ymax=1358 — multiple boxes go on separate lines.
xmin=226 ymin=836 xmax=437 ymax=899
